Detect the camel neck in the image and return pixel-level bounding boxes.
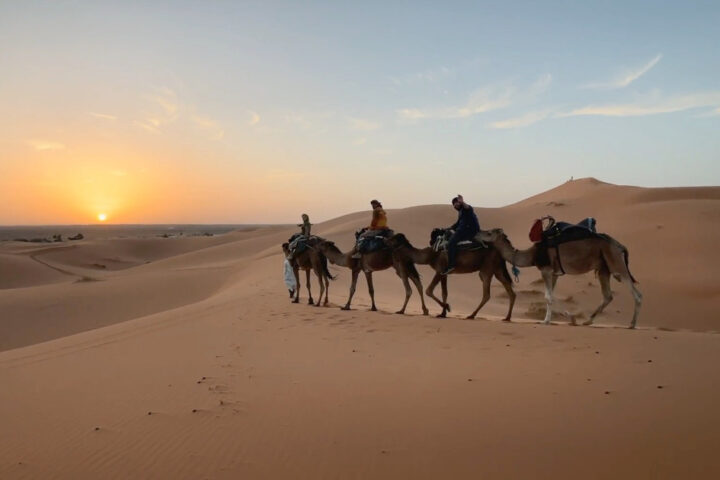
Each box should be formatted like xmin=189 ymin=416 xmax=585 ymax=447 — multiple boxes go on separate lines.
xmin=496 ymin=239 xmax=535 ymax=267
xmin=323 ymin=244 xmax=353 ymax=267
xmin=396 ymin=242 xmax=435 ymax=265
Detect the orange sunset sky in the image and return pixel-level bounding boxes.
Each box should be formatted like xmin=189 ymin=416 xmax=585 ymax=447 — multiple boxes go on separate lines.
xmin=2 ymin=2 xmax=718 ymax=225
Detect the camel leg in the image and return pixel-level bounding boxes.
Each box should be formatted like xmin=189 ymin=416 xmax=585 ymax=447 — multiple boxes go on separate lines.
xmin=365 ymin=271 xmax=377 ymax=311
xmin=410 ymin=274 xmax=429 ymax=316
xmin=585 ymin=268 xmax=613 ymax=326
xmin=292 ymin=267 xmax=300 ymax=304
xmin=601 ymin=243 xmax=643 ymax=328
xmin=439 ymin=276 xmax=450 ymax=318
xmin=306 ymin=269 xmax=314 ymax=305
xmin=628 ymin=281 xmax=643 ymax=329
xmin=315 ymin=268 xmax=324 ymax=307
xmin=541 ymin=269 xmax=556 ymax=325
xmin=425 ymin=273 xmax=447 ymax=313
xmin=467 ymin=272 xmax=491 ymax=319
xmin=341 ymin=269 xmax=360 ymax=310
xmin=323 ymin=276 xmax=330 ymax=306
xmin=396 ymin=272 xmax=412 ymax=315
xmin=496 ymin=267 xmax=516 ymax=322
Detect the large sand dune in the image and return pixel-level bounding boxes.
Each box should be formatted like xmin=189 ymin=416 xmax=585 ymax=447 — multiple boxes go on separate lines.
xmin=1 ymin=179 xmax=719 ymax=479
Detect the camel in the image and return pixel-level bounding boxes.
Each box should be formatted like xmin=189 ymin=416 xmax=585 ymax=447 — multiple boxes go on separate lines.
xmin=281 ymin=241 xmax=334 ymax=306
xmin=385 ymin=233 xmax=516 ymax=320
xmin=314 ymin=238 xmax=429 ymax=315
xmin=477 ymin=228 xmax=642 ymax=328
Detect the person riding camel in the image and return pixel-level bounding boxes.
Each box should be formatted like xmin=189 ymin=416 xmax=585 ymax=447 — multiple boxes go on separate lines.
xmin=352 ymin=199 xmax=389 ymax=259
xmin=441 ymin=194 xmax=480 ymax=275
xmin=286 ymin=213 xmax=313 ymax=261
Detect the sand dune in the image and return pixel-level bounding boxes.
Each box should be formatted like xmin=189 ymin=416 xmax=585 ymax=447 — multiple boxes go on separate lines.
xmin=1 ymin=179 xmax=719 ymax=478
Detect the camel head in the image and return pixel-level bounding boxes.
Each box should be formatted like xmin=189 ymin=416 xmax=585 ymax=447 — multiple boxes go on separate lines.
xmin=315 ymin=239 xmax=338 ymax=253
xmin=384 ymin=233 xmax=411 ymax=250
xmin=477 ymin=228 xmax=507 ymax=244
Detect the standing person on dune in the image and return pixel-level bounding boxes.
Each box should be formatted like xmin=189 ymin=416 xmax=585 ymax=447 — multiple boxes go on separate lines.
xmin=442 ymin=194 xmax=480 ymax=275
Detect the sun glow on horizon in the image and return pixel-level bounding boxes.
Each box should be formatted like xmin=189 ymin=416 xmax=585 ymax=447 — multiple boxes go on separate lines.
xmin=97 ymin=213 xmax=107 ymax=222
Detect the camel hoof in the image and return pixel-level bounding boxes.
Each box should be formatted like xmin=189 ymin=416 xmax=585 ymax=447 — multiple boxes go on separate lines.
xmin=628 ymin=324 xmax=636 ymax=330
xmin=582 ymin=320 xmax=593 ymax=326
xmin=292 ymin=299 xmax=299 ymax=304
xmin=341 ymin=306 xmax=351 ymax=311
xmin=502 ymin=318 xmax=511 ymax=322
xmin=436 ymin=313 xmax=447 ymax=318
xmin=308 ymin=299 xmax=314 ymax=305
xmin=466 ymin=315 xmax=476 ymax=320
xmin=395 ymin=310 xmax=405 ymax=315
xmin=422 ymin=309 xmax=429 ymax=316
xmin=371 ymin=307 xmax=377 ymax=312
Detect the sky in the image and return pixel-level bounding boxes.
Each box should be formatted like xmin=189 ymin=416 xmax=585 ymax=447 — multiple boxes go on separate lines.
xmin=1 ymin=0 xmax=719 ymax=224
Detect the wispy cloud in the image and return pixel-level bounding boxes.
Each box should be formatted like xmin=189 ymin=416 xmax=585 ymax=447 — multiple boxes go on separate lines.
xmin=248 ymin=110 xmax=260 ymax=125
xmin=353 ymin=137 xmax=367 ymax=146
xmin=348 ymin=117 xmax=381 ymax=131
xmin=283 ymin=111 xmax=335 ymax=131
xmin=398 ymin=85 xmax=515 ymax=121
xmin=89 ymin=112 xmax=117 ymax=120
xmin=191 ymin=115 xmax=225 ymax=140
xmin=490 ymin=110 xmax=554 ymax=129
xmin=133 ymin=120 xmax=161 ymax=134
xmin=150 ymin=87 xmax=180 ymax=117
xmin=584 ymin=54 xmax=662 ymax=89
xmin=398 ymin=74 xmax=551 ymax=122
xmin=133 ymin=87 xmax=225 ymax=140
xmin=390 ymin=65 xmax=455 ymax=86
xmin=27 ymin=140 xmax=66 ymax=151
xmin=560 ymin=91 xmax=720 ymax=117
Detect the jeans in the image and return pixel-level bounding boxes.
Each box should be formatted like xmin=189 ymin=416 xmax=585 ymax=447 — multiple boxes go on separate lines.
xmin=447 ymin=229 xmax=477 ymax=269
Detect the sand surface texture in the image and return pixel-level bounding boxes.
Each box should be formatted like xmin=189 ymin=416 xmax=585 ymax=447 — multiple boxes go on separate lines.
xmin=1 ymin=179 xmax=719 ymax=479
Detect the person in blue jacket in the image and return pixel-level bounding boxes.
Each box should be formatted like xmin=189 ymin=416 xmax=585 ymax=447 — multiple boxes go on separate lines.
xmin=442 ymin=194 xmax=480 ymax=275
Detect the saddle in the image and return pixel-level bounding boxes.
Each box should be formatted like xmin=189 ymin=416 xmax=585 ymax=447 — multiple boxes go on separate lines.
xmin=529 ymin=216 xmax=597 ymax=247
xmin=530 ymin=216 xmax=599 ymax=272
xmin=355 ymin=228 xmax=394 ymax=254
xmin=287 ymin=233 xmax=316 ymax=254
xmin=430 ymin=228 xmax=488 ymax=252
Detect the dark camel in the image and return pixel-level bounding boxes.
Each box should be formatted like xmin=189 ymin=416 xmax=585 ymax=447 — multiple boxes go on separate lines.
xmin=282 ymin=241 xmax=334 ymax=306
xmin=385 ymin=233 xmax=516 ymax=320
xmin=477 ymin=228 xmax=642 ymax=328
xmin=314 ymin=239 xmax=429 ymax=315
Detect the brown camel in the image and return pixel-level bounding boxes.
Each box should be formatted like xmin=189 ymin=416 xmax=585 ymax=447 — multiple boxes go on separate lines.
xmin=281 ymin=242 xmax=333 ymax=306
xmin=314 ymin=238 xmax=429 ymax=314
xmin=385 ymin=233 xmax=516 ymax=320
xmin=477 ymin=228 xmax=642 ymax=328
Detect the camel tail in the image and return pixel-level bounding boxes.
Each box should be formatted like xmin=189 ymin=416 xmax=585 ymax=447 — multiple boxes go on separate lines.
xmin=405 ymin=260 xmax=421 ymax=281
xmin=622 ymin=248 xmax=638 ymax=284
xmin=322 ymin=257 xmax=336 ymax=281
xmin=599 ymin=233 xmax=637 ymax=284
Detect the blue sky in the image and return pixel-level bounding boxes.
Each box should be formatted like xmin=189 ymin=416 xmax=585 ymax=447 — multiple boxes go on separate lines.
xmin=1 ymin=1 xmax=718 ymax=223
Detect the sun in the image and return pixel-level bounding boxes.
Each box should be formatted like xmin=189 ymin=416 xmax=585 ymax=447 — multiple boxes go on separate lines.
xmin=97 ymin=213 xmax=107 ymax=222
